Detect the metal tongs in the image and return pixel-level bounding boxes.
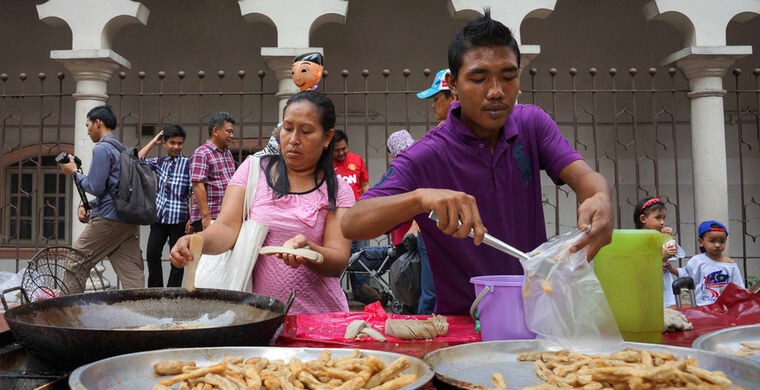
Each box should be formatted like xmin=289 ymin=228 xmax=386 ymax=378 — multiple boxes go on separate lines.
xmin=428 ymin=211 xmax=530 ymax=261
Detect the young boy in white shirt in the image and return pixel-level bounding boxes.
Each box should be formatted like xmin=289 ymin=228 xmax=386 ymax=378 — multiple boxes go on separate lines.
xmin=666 ymin=220 xmax=745 ymax=306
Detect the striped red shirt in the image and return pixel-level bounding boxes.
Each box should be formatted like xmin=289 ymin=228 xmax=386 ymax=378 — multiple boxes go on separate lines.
xmin=189 ymin=140 xmax=236 ymax=222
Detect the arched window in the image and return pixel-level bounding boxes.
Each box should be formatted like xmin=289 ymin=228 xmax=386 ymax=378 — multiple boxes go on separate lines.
xmin=2 ymin=146 xmax=73 ymax=247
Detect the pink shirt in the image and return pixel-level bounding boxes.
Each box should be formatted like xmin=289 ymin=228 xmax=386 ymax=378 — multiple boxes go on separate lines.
xmin=229 ymin=158 xmax=355 ymax=314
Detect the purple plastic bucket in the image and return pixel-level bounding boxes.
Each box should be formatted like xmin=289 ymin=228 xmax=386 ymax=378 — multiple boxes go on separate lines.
xmin=470 ymin=275 xmax=536 ymax=341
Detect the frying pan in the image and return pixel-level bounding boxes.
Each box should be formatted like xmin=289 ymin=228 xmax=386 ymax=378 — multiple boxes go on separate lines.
xmin=2 ymin=288 xmax=294 ymax=371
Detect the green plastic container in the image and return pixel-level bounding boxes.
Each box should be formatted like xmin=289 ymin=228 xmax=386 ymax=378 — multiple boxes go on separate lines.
xmin=595 ymin=229 xmax=664 ymax=343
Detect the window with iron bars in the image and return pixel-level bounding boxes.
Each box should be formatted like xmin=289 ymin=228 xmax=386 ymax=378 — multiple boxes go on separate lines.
xmin=3 ymin=156 xmax=70 ymax=246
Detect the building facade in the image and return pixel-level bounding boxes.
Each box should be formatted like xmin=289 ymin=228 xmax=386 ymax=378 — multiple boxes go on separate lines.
xmin=1 ymin=0 xmax=759 ymax=286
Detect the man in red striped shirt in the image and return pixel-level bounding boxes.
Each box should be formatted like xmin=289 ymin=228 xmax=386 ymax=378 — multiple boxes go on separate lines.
xmin=189 ymin=112 xmax=237 ymax=232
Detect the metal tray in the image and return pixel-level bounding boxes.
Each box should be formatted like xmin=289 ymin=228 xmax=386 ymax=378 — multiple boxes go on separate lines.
xmin=423 ymin=340 xmax=760 ymax=389
xmin=693 ymin=324 xmax=760 ymax=363
xmin=69 ymin=346 xmax=433 ymax=389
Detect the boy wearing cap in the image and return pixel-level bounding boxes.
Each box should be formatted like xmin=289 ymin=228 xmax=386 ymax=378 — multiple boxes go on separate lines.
xmin=417 ymin=69 xmax=456 ymax=123
xmin=667 ymin=220 xmax=745 ymax=306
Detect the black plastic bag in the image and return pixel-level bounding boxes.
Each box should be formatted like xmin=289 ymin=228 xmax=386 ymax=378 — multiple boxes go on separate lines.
xmin=389 ymin=241 xmax=421 ymax=308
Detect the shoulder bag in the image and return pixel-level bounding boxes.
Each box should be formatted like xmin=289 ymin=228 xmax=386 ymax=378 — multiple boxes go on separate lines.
xmin=194 ymin=156 xmax=269 ymax=292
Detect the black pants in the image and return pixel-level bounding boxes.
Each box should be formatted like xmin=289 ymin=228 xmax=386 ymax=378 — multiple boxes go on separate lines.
xmin=146 ymin=222 xmax=187 ymax=287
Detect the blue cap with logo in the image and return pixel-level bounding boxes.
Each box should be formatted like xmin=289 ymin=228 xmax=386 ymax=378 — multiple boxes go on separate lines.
xmin=698 ymin=220 xmax=728 ymax=238
xmin=416 ymin=69 xmax=451 ymax=99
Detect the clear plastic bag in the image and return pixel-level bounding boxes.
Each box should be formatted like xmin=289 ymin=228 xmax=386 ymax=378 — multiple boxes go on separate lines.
xmin=522 ymin=229 xmax=623 ymax=351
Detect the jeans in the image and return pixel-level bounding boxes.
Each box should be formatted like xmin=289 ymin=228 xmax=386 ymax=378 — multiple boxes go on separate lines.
xmin=417 ymin=233 xmax=436 ymax=314
xmin=350 ymin=240 xmax=370 ymax=288
xmin=146 ymin=222 xmax=186 ymax=287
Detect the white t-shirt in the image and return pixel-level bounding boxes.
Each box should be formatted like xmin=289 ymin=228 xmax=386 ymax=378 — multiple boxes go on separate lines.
xmin=677 ymin=253 xmax=745 ymax=306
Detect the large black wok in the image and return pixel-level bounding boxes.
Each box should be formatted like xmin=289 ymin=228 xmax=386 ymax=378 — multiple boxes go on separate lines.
xmin=2 ymin=288 xmax=293 ymax=371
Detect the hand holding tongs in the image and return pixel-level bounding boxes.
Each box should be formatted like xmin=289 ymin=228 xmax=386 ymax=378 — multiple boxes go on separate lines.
xmin=428 ymin=211 xmax=530 ymax=261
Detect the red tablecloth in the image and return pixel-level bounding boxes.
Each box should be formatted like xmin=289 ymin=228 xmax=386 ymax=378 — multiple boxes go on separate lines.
xmin=276 ymin=301 xmax=480 ymax=358
xmin=661 ymin=283 xmax=760 ymax=347
xmin=277 ymin=284 xmax=760 ymax=356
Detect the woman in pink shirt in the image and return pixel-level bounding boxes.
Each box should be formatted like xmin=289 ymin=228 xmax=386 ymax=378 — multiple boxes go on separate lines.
xmin=171 ymin=91 xmax=354 ymax=313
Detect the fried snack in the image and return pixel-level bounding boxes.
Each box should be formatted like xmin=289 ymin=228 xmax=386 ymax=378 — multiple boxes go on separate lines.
xmin=154 ymin=350 xmax=417 ymax=389
xmin=491 ymin=372 xmax=508 ymax=390
xmin=155 ymin=360 xmax=197 ymax=376
xmin=159 ymin=362 xmax=228 ymax=386
xmin=343 ymin=320 xmax=386 ymax=342
xmin=344 ymin=320 xmax=367 ymax=339
xmin=516 ymin=348 xmax=743 ymax=390
xmin=359 ymin=326 xmax=387 ymax=342
xmin=539 ymin=279 xmax=553 ymax=295
xmin=364 ymin=356 xmax=410 ymax=388
xmin=733 ymin=341 xmax=760 ymax=357
xmin=740 ymin=342 xmax=760 ymax=349
xmin=370 ymin=374 xmax=416 ymax=390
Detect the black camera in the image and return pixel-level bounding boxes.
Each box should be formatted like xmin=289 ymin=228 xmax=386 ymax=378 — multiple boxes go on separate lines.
xmin=55 ymin=151 xmax=82 ymax=169
xmin=56 ymin=151 xmax=91 ymax=211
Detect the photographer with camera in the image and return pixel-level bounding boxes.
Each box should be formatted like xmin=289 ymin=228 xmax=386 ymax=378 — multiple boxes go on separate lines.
xmin=57 ymin=105 xmax=145 ymax=291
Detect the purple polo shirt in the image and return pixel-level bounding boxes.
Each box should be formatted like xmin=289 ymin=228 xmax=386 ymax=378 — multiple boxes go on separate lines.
xmin=362 ymin=102 xmax=583 ymax=314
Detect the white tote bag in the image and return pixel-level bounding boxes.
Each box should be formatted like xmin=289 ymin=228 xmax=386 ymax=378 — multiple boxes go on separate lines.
xmin=195 ymin=156 xmax=269 ymax=292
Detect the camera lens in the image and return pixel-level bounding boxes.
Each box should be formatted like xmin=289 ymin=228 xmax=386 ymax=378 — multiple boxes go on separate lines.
xmin=55 ymin=151 xmax=70 ymax=164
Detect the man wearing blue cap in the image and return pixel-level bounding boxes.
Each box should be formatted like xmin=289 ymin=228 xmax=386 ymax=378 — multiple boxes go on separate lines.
xmin=417 ymin=69 xmax=456 ymax=123
xmin=666 ymin=220 xmax=745 ymax=306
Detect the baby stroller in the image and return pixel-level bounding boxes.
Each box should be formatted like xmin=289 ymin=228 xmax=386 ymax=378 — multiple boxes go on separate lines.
xmin=342 ymin=235 xmax=417 ymax=314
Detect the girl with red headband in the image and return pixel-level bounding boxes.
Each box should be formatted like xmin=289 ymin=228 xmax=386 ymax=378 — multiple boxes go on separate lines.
xmin=634 ymin=196 xmax=685 ymax=307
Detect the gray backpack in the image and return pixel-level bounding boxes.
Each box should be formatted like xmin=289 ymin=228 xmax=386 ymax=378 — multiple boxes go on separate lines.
xmin=102 ymin=138 xmax=157 ymax=225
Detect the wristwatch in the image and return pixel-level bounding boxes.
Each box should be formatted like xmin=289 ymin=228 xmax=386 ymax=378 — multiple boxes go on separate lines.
xmin=70 ymin=171 xmax=77 ymax=180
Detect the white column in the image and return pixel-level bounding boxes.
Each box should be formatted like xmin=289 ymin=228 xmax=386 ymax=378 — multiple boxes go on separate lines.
xmin=519 ymin=46 xmax=541 ymax=70
xmin=37 ymin=0 xmax=149 ymax=244
xmin=448 ymin=0 xmax=556 ymax=49
xmin=238 ymin=0 xmax=347 ymax=119
xmin=448 ymin=0 xmax=554 ymax=70
xmin=238 ymin=0 xmax=348 ymax=47
xmin=645 ymin=1 xmax=758 ymax=235
xmin=663 ymin=47 xmax=750 ymax=226
xmin=52 ymin=50 xmax=130 ymax=240
xmin=643 ymin=0 xmax=760 ymax=47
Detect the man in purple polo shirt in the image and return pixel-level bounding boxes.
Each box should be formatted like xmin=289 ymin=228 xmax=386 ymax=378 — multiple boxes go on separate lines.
xmin=341 ymin=11 xmax=613 ymax=314
xmin=189 ymin=112 xmax=237 ymax=231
